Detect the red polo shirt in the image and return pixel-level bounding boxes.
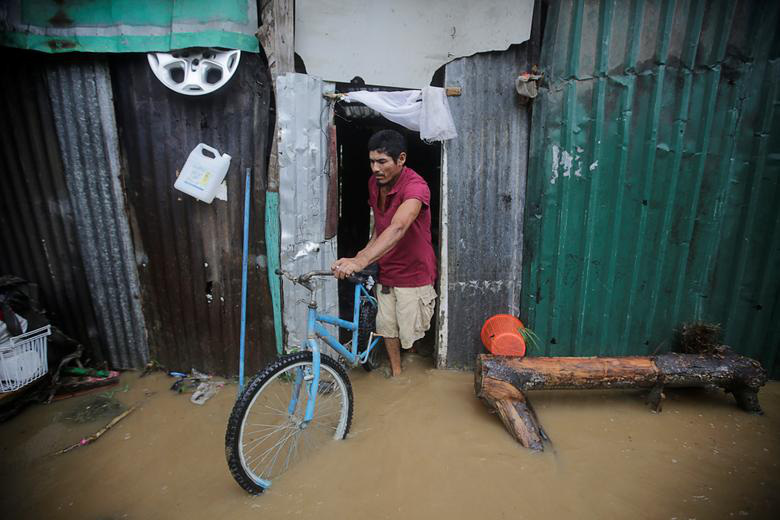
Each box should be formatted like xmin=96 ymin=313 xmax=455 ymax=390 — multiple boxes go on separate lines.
xmin=368 ymin=166 xmax=437 ymax=287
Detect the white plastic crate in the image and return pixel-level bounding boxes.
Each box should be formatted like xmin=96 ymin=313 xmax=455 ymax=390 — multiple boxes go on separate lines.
xmin=0 ymin=325 xmax=51 ymax=393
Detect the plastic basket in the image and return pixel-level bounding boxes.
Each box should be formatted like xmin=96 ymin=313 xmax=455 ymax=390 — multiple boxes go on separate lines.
xmin=480 ymin=315 xmax=526 ymax=357
xmin=0 ymin=325 xmax=51 ymax=393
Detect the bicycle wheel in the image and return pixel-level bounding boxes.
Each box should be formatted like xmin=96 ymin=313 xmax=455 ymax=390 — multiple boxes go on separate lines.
xmin=357 ymin=296 xmax=383 ymax=371
xmin=225 ymin=352 xmax=353 ymax=494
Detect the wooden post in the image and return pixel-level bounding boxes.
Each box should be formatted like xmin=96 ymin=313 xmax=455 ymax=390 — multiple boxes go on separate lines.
xmin=258 ymin=0 xmax=293 ymax=355
xmin=258 ymin=0 xmax=293 ymax=192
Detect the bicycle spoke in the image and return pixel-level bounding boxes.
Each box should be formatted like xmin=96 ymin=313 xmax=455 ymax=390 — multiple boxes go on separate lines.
xmin=309 ymin=420 xmax=338 ymax=431
xmin=243 ymin=424 xmax=295 ymax=456
xmin=285 ymin=428 xmax=303 ymax=472
xmin=244 ymin=421 xmax=290 ymax=429
xmin=312 ymin=409 xmax=341 ymax=421
xmin=261 ymin=402 xmax=289 ymax=415
xmin=244 ymin=428 xmax=286 ymax=453
xmin=252 ymin=426 xmax=300 ymax=476
xmin=308 ymin=424 xmax=338 ymax=439
xmin=275 ymin=382 xmax=294 ymax=414
xmin=266 ymin=427 xmax=299 ymax=477
xmin=248 ymin=425 xmax=298 ymax=471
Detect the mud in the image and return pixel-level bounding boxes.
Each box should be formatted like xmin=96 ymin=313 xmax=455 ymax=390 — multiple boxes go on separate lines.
xmin=1 ymin=354 xmax=779 ymax=519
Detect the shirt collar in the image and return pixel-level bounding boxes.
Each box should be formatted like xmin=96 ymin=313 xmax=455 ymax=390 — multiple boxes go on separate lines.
xmin=384 ymin=166 xmax=409 ymax=196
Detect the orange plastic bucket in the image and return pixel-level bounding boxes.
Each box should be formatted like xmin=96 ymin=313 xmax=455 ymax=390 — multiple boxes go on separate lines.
xmin=480 ymin=314 xmax=526 ymax=356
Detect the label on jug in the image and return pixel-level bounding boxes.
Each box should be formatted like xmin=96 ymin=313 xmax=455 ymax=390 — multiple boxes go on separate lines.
xmin=182 ymin=167 xmax=211 ymax=191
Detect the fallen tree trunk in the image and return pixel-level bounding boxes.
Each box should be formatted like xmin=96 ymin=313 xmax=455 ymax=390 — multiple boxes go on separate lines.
xmin=475 ymin=349 xmax=767 ymax=451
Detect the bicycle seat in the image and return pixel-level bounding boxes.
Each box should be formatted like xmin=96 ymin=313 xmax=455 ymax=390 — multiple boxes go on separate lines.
xmin=347 ymin=263 xmax=378 ymax=286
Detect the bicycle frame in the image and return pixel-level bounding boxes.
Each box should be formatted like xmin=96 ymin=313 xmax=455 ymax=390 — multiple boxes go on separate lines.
xmin=294 ymin=276 xmax=383 ymax=424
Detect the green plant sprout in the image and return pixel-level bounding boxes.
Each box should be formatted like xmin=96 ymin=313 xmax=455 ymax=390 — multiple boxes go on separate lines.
xmin=517 ymin=326 xmax=542 ymax=353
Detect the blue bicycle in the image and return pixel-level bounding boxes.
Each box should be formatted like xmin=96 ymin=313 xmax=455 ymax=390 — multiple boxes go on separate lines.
xmin=225 ymin=266 xmax=383 ymax=494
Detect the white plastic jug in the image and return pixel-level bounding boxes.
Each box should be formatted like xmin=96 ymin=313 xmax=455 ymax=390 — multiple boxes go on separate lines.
xmin=174 ymin=143 xmax=232 ymax=203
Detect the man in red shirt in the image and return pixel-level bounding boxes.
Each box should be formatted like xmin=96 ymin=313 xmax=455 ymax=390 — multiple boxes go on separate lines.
xmin=332 ymin=130 xmax=437 ymax=376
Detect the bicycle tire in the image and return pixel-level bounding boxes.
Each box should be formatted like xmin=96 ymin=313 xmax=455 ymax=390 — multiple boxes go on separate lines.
xmin=225 ymin=352 xmax=353 ymax=494
xmin=357 ymin=296 xmax=383 ymax=371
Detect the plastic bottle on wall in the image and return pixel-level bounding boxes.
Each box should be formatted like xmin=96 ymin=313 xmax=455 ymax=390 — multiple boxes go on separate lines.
xmin=174 ymin=143 xmax=231 ymax=203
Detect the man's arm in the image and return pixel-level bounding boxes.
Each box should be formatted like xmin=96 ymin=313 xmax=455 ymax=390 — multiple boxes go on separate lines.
xmin=332 ymin=198 xmax=422 ymax=279
xmin=356 ymin=220 xmax=377 ymax=258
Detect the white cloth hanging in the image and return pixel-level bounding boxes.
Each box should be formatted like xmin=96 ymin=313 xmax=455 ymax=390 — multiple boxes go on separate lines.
xmin=420 ymin=87 xmax=458 ymax=141
xmin=342 ymin=87 xmax=457 ymax=142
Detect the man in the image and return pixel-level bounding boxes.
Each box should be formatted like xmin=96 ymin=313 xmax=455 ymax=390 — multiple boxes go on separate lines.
xmin=331 ymin=129 xmax=437 ymax=376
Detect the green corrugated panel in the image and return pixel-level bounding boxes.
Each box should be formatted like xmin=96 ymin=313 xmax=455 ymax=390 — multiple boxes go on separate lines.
xmin=0 ymin=0 xmax=259 ymax=53
xmin=523 ymin=0 xmax=780 ymax=377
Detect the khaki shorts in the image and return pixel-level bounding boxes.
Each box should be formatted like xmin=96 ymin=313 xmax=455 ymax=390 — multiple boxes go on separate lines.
xmin=375 ymin=284 xmax=437 ymax=350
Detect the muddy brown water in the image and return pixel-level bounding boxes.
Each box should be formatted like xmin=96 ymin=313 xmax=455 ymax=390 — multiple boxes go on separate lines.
xmin=1 ymin=354 xmax=778 ymax=519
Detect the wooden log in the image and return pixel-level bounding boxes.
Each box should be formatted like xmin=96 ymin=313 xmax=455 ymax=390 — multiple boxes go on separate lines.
xmin=474 ymin=349 xmax=767 ymax=413
xmin=476 ymin=355 xmax=661 ymax=392
xmin=484 ymin=395 xmax=544 ymax=452
xmin=475 ymin=350 xmax=766 ymax=411
xmin=475 ymin=362 xmax=549 ymax=451
xmin=475 ymin=350 xmax=768 ymax=450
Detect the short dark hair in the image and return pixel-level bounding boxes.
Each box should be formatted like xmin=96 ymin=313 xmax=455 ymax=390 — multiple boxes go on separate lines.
xmin=367 ymin=129 xmax=407 ymax=162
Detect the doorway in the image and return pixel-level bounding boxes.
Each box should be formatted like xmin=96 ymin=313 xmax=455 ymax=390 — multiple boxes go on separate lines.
xmin=334 ymin=90 xmax=441 ymax=357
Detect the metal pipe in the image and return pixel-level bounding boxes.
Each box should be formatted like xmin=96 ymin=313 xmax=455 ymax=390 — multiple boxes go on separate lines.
xmin=238 ymin=168 xmax=251 ymax=395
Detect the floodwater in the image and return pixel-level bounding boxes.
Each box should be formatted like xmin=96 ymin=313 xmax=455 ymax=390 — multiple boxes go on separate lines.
xmin=1 ymin=354 xmax=779 ymax=519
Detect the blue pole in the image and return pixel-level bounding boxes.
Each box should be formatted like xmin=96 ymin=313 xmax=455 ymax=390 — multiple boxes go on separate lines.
xmin=238 ymin=168 xmax=251 ymax=396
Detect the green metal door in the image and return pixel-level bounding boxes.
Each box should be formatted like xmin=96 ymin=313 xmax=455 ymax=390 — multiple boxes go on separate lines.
xmin=522 ymin=0 xmax=780 ymax=376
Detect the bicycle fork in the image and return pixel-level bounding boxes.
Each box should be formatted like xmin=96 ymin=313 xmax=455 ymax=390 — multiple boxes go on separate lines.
xmin=288 ymin=309 xmax=322 ymax=427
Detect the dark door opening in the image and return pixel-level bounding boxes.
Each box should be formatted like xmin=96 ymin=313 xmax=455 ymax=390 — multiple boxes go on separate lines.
xmin=334 ymin=97 xmax=441 ymax=356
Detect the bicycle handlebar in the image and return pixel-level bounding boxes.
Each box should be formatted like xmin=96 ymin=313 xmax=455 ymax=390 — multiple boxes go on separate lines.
xmin=275 ymin=268 xmax=373 ymax=288
xmin=275 ymin=268 xmax=333 ymax=287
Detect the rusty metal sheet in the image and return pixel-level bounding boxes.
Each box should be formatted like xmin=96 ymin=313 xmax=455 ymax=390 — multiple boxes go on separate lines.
xmin=0 ymin=50 xmax=104 ymax=360
xmin=46 ymin=58 xmax=149 ymax=369
xmin=442 ymin=44 xmax=532 ymax=368
xmin=110 ymin=51 xmax=275 ymax=375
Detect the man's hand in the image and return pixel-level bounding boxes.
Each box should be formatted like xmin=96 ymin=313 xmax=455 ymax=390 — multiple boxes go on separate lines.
xmin=331 ymin=257 xmax=366 ymax=280
xmin=332 ymin=199 xmax=421 ymax=280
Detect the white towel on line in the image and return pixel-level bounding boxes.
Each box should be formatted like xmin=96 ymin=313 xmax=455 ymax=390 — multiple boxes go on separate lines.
xmin=342 ymin=87 xmax=457 ymax=142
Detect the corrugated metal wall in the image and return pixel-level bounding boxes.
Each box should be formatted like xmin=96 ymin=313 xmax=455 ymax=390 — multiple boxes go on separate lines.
xmin=0 ymin=50 xmax=103 ymax=358
xmin=276 ymin=73 xmax=339 ymax=352
xmin=110 ymin=52 xmax=276 ymax=375
xmin=523 ymin=0 xmax=780 ymax=376
xmin=47 ymin=58 xmax=149 ymax=369
xmin=441 ymin=44 xmax=532 ymax=368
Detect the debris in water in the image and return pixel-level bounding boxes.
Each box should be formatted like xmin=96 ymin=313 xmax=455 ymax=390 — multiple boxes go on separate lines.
xmin=141 ymin=360 xmax=165 ymax=377
xmin=55 ymin=406 xmax=138 ymax=455
xmin=54 ymin=393 xmax=155 ymax=455
xmin=61 ymin=395 xmax=123 ymax=424
xmin=170 ymin=369 xmax=211 ymax=393
xmin=191 ymin=381 xmax=224 ymax=405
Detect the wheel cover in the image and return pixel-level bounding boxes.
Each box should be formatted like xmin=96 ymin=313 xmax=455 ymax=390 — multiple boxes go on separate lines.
xmin=147 ymin=48 xmax=240 ymax=96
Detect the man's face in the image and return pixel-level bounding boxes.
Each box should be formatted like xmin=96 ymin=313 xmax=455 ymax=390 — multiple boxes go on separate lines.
xmin=369 ymin=150 xmax=406 ymax=186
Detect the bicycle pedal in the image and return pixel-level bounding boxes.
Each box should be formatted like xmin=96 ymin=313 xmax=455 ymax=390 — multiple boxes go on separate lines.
xmin=303 ymin=373 xmax=314 ymax=381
